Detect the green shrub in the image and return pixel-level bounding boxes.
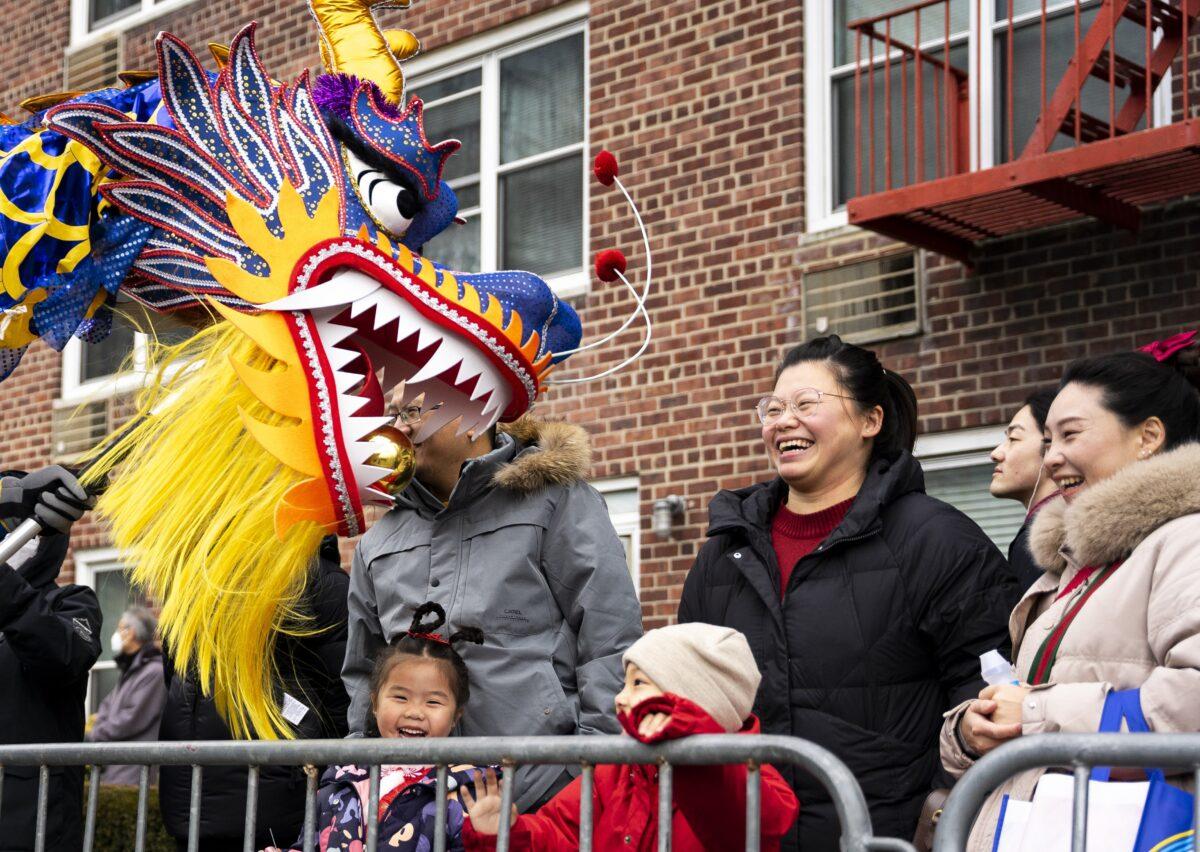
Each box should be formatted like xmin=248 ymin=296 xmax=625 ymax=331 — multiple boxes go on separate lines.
xmin=83 ymin=781 xmax=175 ymax=852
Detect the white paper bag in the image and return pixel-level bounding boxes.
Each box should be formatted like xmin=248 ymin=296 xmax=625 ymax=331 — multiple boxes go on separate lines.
xmin=1009 ymin=772 xmax=1150 ymax=852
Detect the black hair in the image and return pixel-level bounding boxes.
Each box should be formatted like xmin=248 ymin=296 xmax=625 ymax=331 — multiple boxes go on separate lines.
xmin=1023 ymin=387 xmax=1058 ymax=434
xmin=363 ymin=603 xmax=483 ymax=737
xmin=1059 ymin=351 xmax=1200 ymax=450
xmin=774 ymin=335 xmax=918 ymax=461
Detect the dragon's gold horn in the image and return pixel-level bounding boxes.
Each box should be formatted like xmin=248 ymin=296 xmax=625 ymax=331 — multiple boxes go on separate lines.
xmin=385 ymin=29 xmax=421 ymax=62
xmin=309 ymin=0 xmax=408 ymax=104
xmin=209 ymin=43 xmax=231 ymax=69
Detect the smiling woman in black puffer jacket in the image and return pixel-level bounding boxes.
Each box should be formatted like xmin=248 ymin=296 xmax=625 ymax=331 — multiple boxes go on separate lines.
xmin=156 ymin=537 xmax=349 ymax=852
xmin=679 ymin=336 xmax=1019 ymax=851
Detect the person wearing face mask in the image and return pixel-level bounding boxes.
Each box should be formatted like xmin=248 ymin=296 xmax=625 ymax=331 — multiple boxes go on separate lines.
xmin=86 ymin=606 xmax=167 ymax=785
xmin=0 ymin=465 xmax=100 ymax=852
xmin=678 ymin=335 xmax=1018 ymax=850
xmin=989 ymin=388 xmax=1060 ymax=591
xmin=940 ymin=342 xmax=1200 ymax=850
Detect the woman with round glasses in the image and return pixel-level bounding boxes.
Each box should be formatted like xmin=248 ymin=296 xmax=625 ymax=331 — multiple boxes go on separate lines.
xmin=679 ymin=335 xmax=1017 ymax=850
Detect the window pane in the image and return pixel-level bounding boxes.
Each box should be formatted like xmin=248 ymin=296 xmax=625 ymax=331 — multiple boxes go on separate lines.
xmin=500 ymin=33 xmax=585 ymax=164
xmin=835 ymin=1 xmax=969 ymax=66
xmin=93 ymin=566 xmax=131 ymax=665
xmin=994 ymin=9 xmax=1147 ymax=162
xmin=90 ymin=0 xmax=138 ymax=26
xmin=424 ymin=214 xmax=480 ymax=273
xmin=413 ymin=69 xmax=481 ymax=105
xmin=423 ymin=94 xmax=480 ymax=183
xmin=500 ymin=154 xmax=582 ymax=276
xmin=923 ymin=463 xmax=1027 ymax=550
xmin=832 ymin=43 xmax=969 ymax=204
xmin=80 ymin=314 xmax=136 ymax=382
xmin=454 ymin=182 xmax=480 ymax=210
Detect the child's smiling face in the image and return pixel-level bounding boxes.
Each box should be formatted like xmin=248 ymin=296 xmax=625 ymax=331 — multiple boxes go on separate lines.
xmin=373 ymin=656 xmax=462 ymax=739
xmin=614 ymin=662 xmax=664 ymax=716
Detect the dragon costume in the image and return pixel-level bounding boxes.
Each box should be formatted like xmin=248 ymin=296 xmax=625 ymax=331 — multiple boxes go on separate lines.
xmin=0 ymin=1 xmax=643 ymax=739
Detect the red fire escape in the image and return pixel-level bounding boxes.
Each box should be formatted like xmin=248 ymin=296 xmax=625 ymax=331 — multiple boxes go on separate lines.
xmin=845 ymin=0 xmax=1200 ymax=264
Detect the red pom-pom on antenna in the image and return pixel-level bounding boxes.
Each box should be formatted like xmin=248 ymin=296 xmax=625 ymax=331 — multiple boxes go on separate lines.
xmin=595 ymin=249 xmax=627 ymax=282
xmin=593 ymin=150 xmax=619 ymax=186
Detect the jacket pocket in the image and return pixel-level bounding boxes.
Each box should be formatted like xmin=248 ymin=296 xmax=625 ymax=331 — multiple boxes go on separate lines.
xmin=460 ymin=509 xmax=555 ymax=637
xmin=370 ymin=540 xmax=432 ymax=637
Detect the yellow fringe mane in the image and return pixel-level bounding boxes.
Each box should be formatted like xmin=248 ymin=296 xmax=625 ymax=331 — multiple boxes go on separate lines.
xmin=81 ymin=321 xmax=326 ymax=739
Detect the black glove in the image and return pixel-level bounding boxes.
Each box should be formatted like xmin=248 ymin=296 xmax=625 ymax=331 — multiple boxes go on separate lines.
xmin=0 ymin=465 xmax=93 ymax=534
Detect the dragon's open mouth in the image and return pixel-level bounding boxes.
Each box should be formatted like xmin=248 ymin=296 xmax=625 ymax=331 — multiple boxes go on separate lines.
xmin=262 ymin=234 xmax=545 ymax=516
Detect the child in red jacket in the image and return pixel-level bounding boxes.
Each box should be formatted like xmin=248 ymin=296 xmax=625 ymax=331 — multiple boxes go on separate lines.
xmin=460 ymin=623 xmax=799 ymax=850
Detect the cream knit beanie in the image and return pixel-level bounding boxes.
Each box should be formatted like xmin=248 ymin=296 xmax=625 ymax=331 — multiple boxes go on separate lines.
xmin=622 ymin=623 xmax=761 ymax=732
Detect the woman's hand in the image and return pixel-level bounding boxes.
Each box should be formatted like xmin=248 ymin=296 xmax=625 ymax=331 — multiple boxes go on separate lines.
xmin=959 ymin=683 xmax=1029 ymax=757
xmin=461 ymin=768 xmax=516 ymax=836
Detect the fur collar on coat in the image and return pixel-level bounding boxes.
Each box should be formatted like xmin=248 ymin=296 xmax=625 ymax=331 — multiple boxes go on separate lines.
xmin=1029 ymin=442 xmax=1200 ymax=575
xmin=493 ymin=416 xmax=591 ymax=493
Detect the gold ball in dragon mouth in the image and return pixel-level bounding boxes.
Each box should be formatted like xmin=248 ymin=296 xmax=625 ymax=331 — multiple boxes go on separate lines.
xmin=364 ymin=425 xmax=416 ymax=496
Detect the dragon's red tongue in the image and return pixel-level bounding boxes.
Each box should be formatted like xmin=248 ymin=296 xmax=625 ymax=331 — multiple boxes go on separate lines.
xmin=340 ymin=342 xmax=385 ymax=416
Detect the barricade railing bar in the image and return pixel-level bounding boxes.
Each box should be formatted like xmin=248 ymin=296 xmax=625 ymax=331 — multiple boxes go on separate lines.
xmin=0 ymin=734 xmax=916 ymax=852
xmin=933 ymin=732 xmax=1200 ymax=851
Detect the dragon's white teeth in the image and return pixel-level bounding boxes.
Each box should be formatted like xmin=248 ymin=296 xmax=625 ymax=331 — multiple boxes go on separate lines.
xmin=414 ymin=404 xmax=458 ymax=443
xmin=372 ymin=296 xmax=403 ymax=330
xmin=407 ymin=346 xmax=461 ymax=386
xmin=258 ymin=270 xmax=380 ymax=311
xmin=348 ymin=297 xmax=375 ymax=319
xmin=470 ymin=371 xmax=498 ymax=403
xmin=345 ymin=415 xmax=392 ymax=443
xmin=452 ymin=347 xmax=492 ymax=391
xmin=337 ymin=390 xmax=371 ymax=416
xmin=333 ymin=368 xmax=362 ymax=394
xmin=327 ymin=346 xmax=359 ymax=371
xmin=415 ymin=323 xmax=441 ymax=352
xmin=317 ymin=320 xmax=356 ymax=347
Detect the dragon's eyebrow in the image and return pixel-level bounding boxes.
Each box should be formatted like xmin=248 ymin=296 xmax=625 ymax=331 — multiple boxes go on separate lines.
xmin=326 ymin=115 xmax=422 ymax=199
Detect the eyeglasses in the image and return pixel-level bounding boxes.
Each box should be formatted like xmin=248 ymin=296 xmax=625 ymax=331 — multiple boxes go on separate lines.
xmin=755 ymin=389 xmax=858 ymax=424
xmin=385 ymin=401 xmax=445 ymax=426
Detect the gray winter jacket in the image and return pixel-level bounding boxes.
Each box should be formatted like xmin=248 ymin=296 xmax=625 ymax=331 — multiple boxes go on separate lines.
xmin=87 ymin=644 xmax=167 ymax=785
xmin=343 ymin=418 xmax=643 ymax=810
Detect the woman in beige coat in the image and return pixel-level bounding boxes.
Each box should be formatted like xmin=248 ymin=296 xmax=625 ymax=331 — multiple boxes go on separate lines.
xmin=939 ymin=347 xmax=1200 ymax=850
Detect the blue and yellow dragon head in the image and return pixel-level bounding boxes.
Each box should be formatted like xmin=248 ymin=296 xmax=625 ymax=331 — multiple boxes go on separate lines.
xmin=0 ymin=1 xmax=587 ymax=737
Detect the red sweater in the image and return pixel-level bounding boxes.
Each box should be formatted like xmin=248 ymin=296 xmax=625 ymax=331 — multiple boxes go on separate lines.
xmin=770 ymin=499 xmax=854 ymax=598
xmin=462 ymin=695 xmax=799 ymax=851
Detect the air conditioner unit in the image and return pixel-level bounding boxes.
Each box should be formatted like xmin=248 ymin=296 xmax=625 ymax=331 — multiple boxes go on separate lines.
xmin=802 ymin=250 xmax=924 ymax=345
xmin=51 ymin=398 xmax=113 ymax=463
xmin=64 ymin=35 xmax=121 ymax=92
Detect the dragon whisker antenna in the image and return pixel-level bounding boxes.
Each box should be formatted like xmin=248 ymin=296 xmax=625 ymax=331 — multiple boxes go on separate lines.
xmin=547 ymin=151 xmax=654 ymax=384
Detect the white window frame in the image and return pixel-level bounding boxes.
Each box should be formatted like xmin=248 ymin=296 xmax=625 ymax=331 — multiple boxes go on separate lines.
xmin=72 ymin=547 xmax=126 ymax=714
xmin=594 ymin=476 xmax=641 ymax=596
xmin=70 ymin=0 xmax=196 ymax=49
xmin=804 ymin=0 xmax=1174 ymax=234
xmin=404 ymin=2 xmax=590 ymax=298
xmin=60 ymin=333 xmax=151 ymax=403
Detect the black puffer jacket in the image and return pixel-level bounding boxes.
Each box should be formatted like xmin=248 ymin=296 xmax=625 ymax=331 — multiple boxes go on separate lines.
xmin=678 ymin=452 xmax=1018 ymax=851
xmin=157 ymin=538 xmax=349 ymax=847
xmin=0 ymin=532 xmax=101 ymax=852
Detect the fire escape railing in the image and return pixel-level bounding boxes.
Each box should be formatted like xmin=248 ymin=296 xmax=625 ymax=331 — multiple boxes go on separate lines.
xmin=847 ymin=0 xmax=1200 ymax=199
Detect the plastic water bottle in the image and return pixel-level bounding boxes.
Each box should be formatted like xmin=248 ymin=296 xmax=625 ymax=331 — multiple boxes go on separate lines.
xmin=979 ymin=649 xmax=1019 ymax=686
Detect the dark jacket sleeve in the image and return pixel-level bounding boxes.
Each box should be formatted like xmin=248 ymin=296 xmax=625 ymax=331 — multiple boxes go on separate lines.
xmin=0 ymin=568 xmax=102 ymax=682
xmin=540 ymin=482 xmax=643 ymax=737
xmin=306 ymin=555 xmax=351 ymax=737
xmin=903 ymin=503 xmax=1019 ymax=708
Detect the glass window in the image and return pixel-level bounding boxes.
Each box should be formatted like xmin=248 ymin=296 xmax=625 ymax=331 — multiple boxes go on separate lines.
xmin=411 ymin=26 xmax=586 ymax=287
xmin=89 ymin=0 xmax=138 ymax=27
xmin=595 ymin=480 xmax=640 ymax=593
xmin=80 ymin=558 xmax=153 ymax=714
xmin=924 ymin=462 xmax=1027 ymax=550
xmin=79 ymin=314 xmax=136 ymax=383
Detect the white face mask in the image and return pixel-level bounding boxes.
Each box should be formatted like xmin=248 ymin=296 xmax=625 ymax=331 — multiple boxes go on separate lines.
xmin=110 ymin=631 xmax=125 ymax=656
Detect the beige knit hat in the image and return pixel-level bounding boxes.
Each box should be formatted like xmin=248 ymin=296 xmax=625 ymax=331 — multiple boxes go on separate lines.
xmin=622 ymin=623 xmax=761 ymax=733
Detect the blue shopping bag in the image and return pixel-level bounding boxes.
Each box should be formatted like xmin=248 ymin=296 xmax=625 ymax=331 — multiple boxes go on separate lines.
xmin=1094 ymin=689 xmax=1195 ymax=852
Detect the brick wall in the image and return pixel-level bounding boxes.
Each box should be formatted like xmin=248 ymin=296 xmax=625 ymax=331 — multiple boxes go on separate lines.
xmin=1 ymin=1 xmax=1198 ymax=629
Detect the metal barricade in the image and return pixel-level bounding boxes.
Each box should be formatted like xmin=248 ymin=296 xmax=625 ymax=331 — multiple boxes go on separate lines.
xmin=934 ymin=733 xmax=1200 ymax=851
xmin=0 ymin=734 xmax=915 ymax=852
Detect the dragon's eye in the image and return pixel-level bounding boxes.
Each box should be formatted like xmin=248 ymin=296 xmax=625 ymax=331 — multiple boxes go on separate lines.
xmin=344 ymin=146 xmax=421 ymax=237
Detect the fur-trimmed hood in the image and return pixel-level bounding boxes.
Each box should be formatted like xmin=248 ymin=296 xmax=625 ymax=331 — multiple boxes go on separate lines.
xmin=1030 ymin=443 xmax=1200 ymax=574
xmin=493 ymin=416 xmax=591 ymax=493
